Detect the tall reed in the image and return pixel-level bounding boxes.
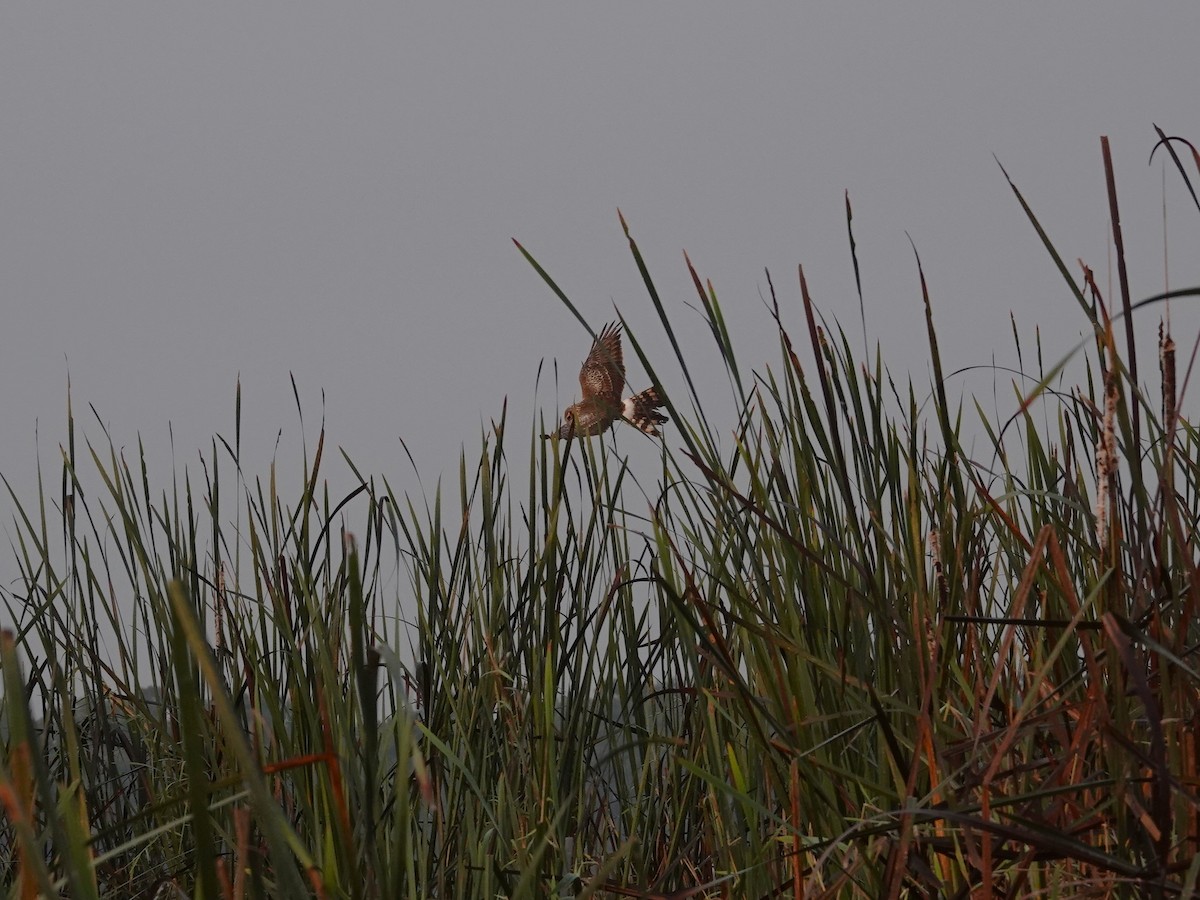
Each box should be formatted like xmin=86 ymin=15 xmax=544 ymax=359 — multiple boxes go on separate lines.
xmin=2 ymin=132 xmax=1199 ymax=897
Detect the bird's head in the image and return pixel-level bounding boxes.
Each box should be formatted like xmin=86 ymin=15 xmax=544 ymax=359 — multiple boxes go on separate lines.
xmin=541 ymin=407 xmax=577 ymax=440
xmin=556 ymin=408 xmax=577 ymax=439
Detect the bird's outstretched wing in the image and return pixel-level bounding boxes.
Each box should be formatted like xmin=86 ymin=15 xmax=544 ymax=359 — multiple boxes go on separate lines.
xmin=578 ymin=322 xmax=625 ymax=405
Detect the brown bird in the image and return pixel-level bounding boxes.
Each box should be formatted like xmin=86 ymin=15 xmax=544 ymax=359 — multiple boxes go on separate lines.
xmin=551 ymin=322 xmax=668 ymax=439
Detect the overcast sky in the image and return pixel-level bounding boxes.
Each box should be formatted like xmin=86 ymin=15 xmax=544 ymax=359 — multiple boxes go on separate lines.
xmin=2 ymin=6 xmax=1198 ymax=595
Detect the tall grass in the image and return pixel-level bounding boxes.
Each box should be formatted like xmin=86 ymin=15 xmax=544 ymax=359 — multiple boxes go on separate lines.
xmin=2 ymin=132 xmax=1200 ymax=898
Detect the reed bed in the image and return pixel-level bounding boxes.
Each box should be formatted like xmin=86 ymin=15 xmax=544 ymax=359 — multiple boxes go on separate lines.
xmin=2 ymin=133 xmax=1200 ymax=898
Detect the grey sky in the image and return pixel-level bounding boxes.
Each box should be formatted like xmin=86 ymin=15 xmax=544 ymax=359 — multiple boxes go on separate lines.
xmin=2 ymin=6 xmax=1198 ymax=570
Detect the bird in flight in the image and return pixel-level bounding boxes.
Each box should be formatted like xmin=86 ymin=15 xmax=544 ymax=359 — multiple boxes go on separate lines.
xmin=550 ymin=322 xmax=668 ymax=439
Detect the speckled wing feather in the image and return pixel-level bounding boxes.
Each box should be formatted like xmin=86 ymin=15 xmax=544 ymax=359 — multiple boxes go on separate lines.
xmin=578 ymin=322 xmax=625 ymax=406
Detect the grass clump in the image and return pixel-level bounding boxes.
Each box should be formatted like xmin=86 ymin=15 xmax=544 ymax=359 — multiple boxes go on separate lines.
xmin=3 ymin=131 xmax=1200 ymax=897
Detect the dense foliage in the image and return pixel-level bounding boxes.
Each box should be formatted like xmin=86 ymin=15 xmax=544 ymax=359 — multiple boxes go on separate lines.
xmin=3 ymin=134 xmax=1200 ymax=898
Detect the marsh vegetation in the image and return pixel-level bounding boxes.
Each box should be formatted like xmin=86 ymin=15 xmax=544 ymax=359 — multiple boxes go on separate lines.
xmin=3 ymin=134 xmax=1200 ymax=898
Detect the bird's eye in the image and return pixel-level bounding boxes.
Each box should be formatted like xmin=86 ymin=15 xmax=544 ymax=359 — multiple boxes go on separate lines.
xmin=565 ymin=410 xmax=574 ymax=420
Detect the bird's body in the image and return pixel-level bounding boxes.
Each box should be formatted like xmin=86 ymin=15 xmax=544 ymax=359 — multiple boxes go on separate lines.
xmin=553 ymin=322 xmax=668 ymax=439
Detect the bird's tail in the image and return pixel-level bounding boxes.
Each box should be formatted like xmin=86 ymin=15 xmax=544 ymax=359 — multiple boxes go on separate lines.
xmin=623 ymin=387 xmax=669 ymax=437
